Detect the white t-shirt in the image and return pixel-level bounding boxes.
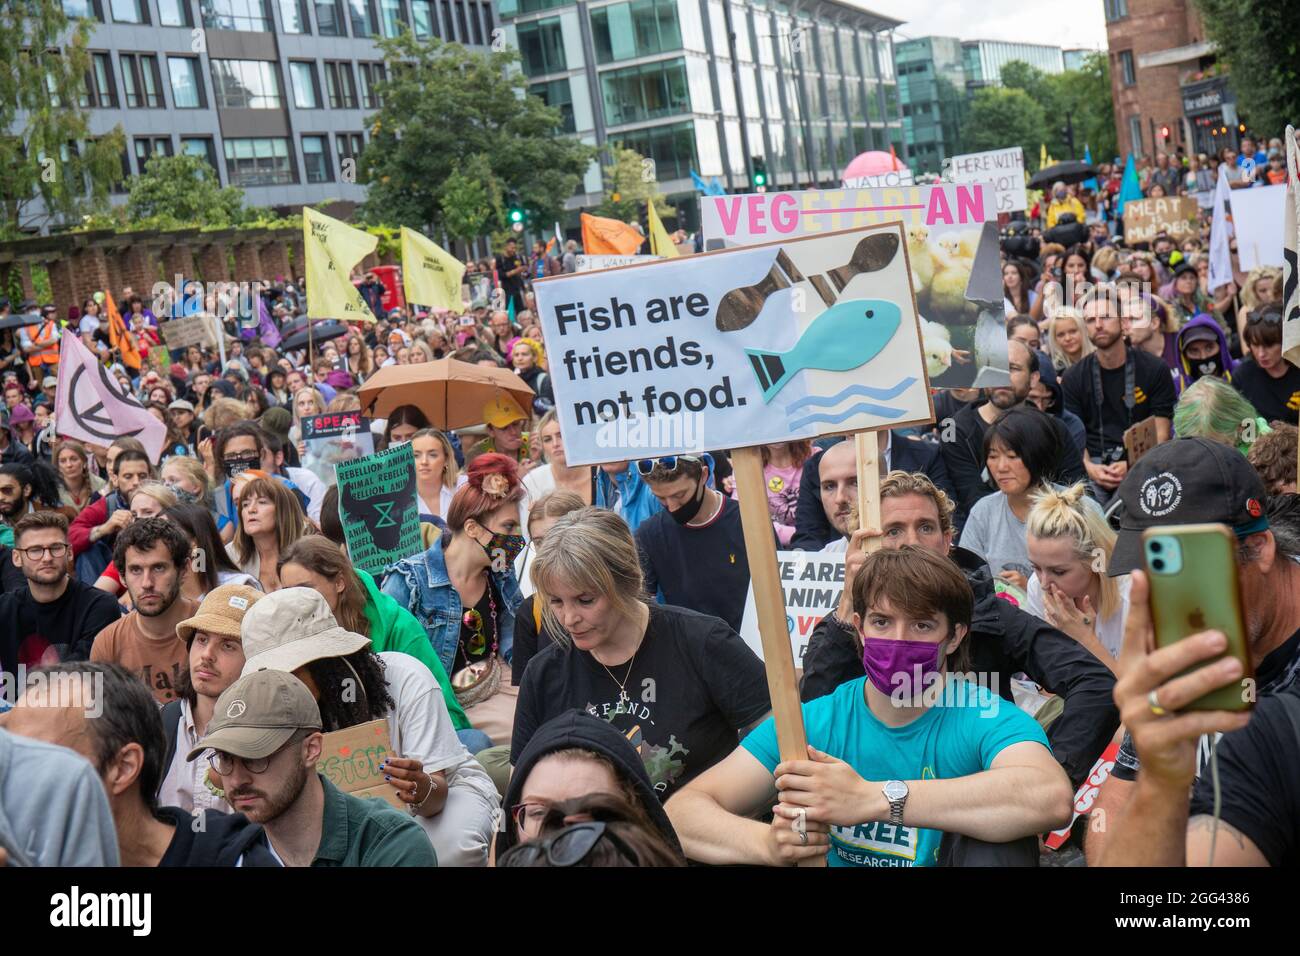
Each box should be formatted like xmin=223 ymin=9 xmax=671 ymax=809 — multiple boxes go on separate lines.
xmin=1025 ymin=573 xmax=1132 ymax=660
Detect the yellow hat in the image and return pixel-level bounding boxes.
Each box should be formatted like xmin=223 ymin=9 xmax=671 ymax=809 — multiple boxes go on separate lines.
xmin=483 ymin=393 xmax=527 ymax=429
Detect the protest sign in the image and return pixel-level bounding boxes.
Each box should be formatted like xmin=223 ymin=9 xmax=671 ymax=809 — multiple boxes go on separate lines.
xmin=1043 ymin=741 xmax=1120 ymax=850
xmin=575 ymin=254 xmax=661 ymax=272
xmin=159 ymin=315 xmax=217 ymax=350
xmin=335 ymin=443 xmax=420 ymax=577
xmin=533 ymin=223 xmax=934 ymax=467
xmin=1122 ymin=196 xmax=1200 ymax=244
xmin=1230 ymin=183 xmax=1286 ymax=270
xmin=148 ymin=345 xmax=170 ymax=370
xmin=316 ymin=718 xmax=404 ymax=809
xmin=739 ymin=550 xmax=846 ymax=666
xmin=301 ymin=411 xmax=374 ymax=486
xmin=700 ymin=184 xmax=1009 ymax=388
xmin=948 ymin=147 xmax=1027 ymax=212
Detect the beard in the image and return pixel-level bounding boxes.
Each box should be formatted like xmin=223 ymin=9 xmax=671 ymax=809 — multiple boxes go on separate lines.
xmin=231 ymin=756 xmax=309 ymax=824
xmin=134 ymin=576 xmax=182 ymax=617
xmin=986 ymin=386 xmax=1026 ymax=410
xmin=0 ymin=498 xmax=26 ymax=518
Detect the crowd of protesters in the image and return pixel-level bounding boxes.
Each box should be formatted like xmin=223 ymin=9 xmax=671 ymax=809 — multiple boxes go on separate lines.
xmin=0 ymin=134 xmax=1297 ymax=870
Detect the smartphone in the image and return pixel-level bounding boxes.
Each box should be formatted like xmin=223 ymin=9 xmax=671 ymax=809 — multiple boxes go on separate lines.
xmin=1142 ymin=524 xmax=1253 ymax=712
xmin=459 ymin=315 xmax=475 ymax=327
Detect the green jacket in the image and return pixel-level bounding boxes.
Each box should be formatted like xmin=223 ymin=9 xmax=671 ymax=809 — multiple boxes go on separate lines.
xmin=311 ymin=776 xmax=437 ymax=867
xmin=358 ymin=568 xmax=471 ymax=731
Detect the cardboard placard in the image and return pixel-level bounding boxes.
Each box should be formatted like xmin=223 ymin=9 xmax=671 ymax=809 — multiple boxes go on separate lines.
xmin=335 ymin=443 xmax=421 ymax=576
xmin=947 ymin=147 xmax=1027 ymax=213
xmin=739 ymin=549 xmax=846 ymax=666
xmin=159 ymin=314 xmax=217 ymax=350
xmin=315 ymin=718 xmax=404 ymax=809
xmin=699 ymin=184 xmax=1010 ymax=389
xmin=301 ymin=411 xmax=374 ymax=486
xmin=1123 ymin=417 xmax=1160 ymax=465
xmin=575 ymin=254 xmax=661 ymax=272
xmin=533 ymin=222 xmax=935 ymax=466
xmin=1122 ymin=196 xmax=1200 ymax=245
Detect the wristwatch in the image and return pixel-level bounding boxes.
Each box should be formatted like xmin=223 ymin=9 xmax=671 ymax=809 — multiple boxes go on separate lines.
xmin=882 ymin=780 xmax=909 ymax=826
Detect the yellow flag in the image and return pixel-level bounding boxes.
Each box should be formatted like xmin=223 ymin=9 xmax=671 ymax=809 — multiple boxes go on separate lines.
xmin=1039 ymin=143 xmax=1048 ymax=170
xmin=647 ymin=202 xmax=679 ymax=258
xmin=400 ymin=227 xmax=466 ymax=310
xmin=303 ymin=206 xmax=379 ymax=322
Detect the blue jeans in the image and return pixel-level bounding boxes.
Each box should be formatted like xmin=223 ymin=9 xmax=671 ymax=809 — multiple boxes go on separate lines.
xmin=456 ymin=728 xmax=494 ymax=755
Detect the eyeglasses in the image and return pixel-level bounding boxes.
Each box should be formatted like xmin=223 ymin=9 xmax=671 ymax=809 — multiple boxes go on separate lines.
xmin=206 ymin=737 xmax=295 ymax=776
xmin=1248 ymin=312 xmax=1283 ymax=326
xmin=504 ymin=821 xmax=635 ymax=867
xmin=635 ymin=454 xmax=702 ymax=476
xmin=19 ymin=544 xmax=68 ymax=560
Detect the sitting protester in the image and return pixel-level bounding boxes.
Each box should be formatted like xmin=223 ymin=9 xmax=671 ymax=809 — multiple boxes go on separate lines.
xmin=1174 ymin=313 xmax=1235 ymax=394
xmin=664 ymin=546 xmax=1073 ymax=866
xmin=497 ymin=793 xmax=685 ymax=868
xmin=512 ymin=490 xmax=587 ymax=684
xmin=1174 ymin=376 xmax=1270 ymax=456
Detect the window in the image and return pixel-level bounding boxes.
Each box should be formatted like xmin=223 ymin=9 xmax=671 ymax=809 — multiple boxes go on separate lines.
xmin=335 ymin=132 xmax=365 ymax=180
xmin=1129 ymin=115 xmax=1143 ymax=156
xmin=411 ymin=0 xmax=439 ymax=37
xmin=302 ymin=135 xmax=332 ymax=182
xmin=181 ymin=136 xmax=219 ymax=176
xmin=278 ymin=0 xmax=307 ymax=31
xmin=289 ymin=61 xmax=320 ymax=108
xmin=439 ymin=0 xmax=452 ymax=38
xmin=348 ymin=0 xmax=376 ymax=35
xmin=379 ymin=0 xmax=404 ymax=36
xmin=83 ymin=52 xmax=118 ymax=108
xmin=121 ymin=54 xmax=165 ymax=108
xmin=454 ymin=2 xmax=469 ymax=42
xmin=315 ymin=0 xmax=343 ymax=34
xmin=601 ymin=58 xmax=689 ymax=126
xmin=159 ymin=0 xmax=193 ymax=25
xmin=134 ymin=136 xmax=173 ymax=171
xmin=529 ymin=78 xmax=574 ymax=133
xmin=467 ymin=1 xmax=483 ymax=43
xmin=516 ymin=17 xmax=565 ymax=75
xmin=497 ymin=0 xmax=568 ymax=15
xmin=201 ymin=0 xmax=272 ymax=31
xmin=210 ymin=59 xmax=282 ymax=108
xmin=358 ymin=62 xmax=386 ymax=109
xmin=614 ymin=120 xmax=696 ymax=182
xmin=62 ymin=1 xmax=99 ymax=18
xmin=591 ymin=0 xmax=682 ymax=64
xmin=323 ymin=61 xmax=358 ymax=108
xmin=1118 ymin=49 xmax=1135 ymax=86
xmin=167 ymin=57 xmax=203 ymax=108
xmin=1104 ymin=0 xmax=1128 ymax=21
xmin=111 ymin=0 xmax=146 ymax=23
xmin=224 ymin=137 xmax=295 ymax=185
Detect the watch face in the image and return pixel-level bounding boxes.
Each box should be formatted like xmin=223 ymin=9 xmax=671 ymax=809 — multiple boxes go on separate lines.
xmin=883 ymin=780 xmax=909 ymax=802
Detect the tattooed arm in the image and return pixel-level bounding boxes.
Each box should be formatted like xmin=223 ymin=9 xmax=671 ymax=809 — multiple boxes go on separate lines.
xmin=1185 ymin=815 xmax=1269 ymax=867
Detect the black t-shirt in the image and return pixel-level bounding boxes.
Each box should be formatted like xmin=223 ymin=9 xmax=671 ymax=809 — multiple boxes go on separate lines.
xmin=1061 ymin=348 xmax=1177 ymax=459
xmin=452 ymin=580 xmax=499 ymax=673
xmin=1187 ymin=682 xmax=1300 ymax=867
xmin=511 ymin=602 xmax=772 ymax=798
xmin=1232 ymin=359 xmax=1300 ymax=426
xmin=511 ymin=593 xmax=568 ymax=686
xmin=495 ymin=254 xmax=525 ymax=295
xmin=0 ymin=579 xmax=123 ymax=675
xmin=635 ymin=496 xmax=752 ymax=633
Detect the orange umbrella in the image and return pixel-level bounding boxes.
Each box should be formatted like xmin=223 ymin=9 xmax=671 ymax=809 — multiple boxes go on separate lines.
xmin=358 ymin=358 xmax=535 ymax=431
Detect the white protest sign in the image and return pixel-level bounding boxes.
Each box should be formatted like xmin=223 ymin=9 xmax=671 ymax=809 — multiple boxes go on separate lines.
xmin=739 ymin=549 xmax=846 ymax=666
xmin=575 ymin=254 xmax=661 ymax=272
xmin=1231 ymin=183 xmax=1286 ymax=271
xmin=533 ymin=223 xmax=933 ymax=466
xmin=947 ymin=147 xmax=1027 ymax=213
xmin=700 ymin=184 xmax=1009 ymax=389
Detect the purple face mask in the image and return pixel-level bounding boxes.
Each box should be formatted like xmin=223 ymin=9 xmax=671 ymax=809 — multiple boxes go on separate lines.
xmin=861 ymin=637 xmax=945 ymax=697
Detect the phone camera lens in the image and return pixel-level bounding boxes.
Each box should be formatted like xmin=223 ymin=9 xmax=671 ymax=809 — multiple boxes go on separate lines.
xmin=1150 ymin=541 xmax=1164 ymax=553
xmin=1152 ymin=558 xmax=1166 ymax=571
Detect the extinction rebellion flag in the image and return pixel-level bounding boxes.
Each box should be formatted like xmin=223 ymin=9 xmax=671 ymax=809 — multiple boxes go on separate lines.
xmin=54 ymin=332 xmax=166 ymax=463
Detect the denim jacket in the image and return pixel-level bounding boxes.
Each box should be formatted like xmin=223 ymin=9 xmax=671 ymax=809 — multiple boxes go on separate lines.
xmin=381 ymin=535 xmax=523 ymax=675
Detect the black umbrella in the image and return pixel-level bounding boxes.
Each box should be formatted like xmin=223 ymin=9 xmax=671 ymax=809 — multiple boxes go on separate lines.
xmin=0 ymin=312 xmax=40 ymax=331
xmin=1028 ymin=160 xmax=1098 ymax=189
xmin=279 ymin=319 xmax=347 ymax=352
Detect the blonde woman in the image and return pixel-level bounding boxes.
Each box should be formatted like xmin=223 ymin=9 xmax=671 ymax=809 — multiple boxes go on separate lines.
xmin=1235 ymin=265 xmax=1282 ymax=345
xmin=522 ymin=410 xmax=593 ymax=525
xmin=411 ymin=427 xmax=464 ymax=520
xmin=1025 ymin=483 xmax=1130 ymax=672
xmin=93 ymin=482 xmax=181 ymax=599
xmin=1045 ymin=308 xmax=1094 ymax=372
xmin=289 ymin=387 xmax=327 ymax=458
xmin=161 ymin=456 xmax=211 ymax=507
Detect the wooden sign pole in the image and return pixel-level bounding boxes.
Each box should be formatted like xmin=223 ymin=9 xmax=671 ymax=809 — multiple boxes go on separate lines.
xmin=855 ymin=432 xmax=883 ymax=554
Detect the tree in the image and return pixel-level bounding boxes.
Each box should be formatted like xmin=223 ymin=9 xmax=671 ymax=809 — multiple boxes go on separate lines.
xmin=125 ymin=154 xmax=247 ymax=228
xmin=358 ymin=32 xmax=595 ymax=238
xmin=961 ymin=87 xmax=1048 ymax=164
xmin=0 ymin=2 xmax=125 ymax=237
xmin=999 ymin=56 xmax=1117 ymax=166
xmin=1195 ymin=0 xmax=1299 ymax=140
xmin=591 ymin=147 xmax=675 ymax=222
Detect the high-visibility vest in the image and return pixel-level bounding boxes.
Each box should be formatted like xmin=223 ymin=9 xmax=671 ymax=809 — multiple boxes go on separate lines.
xmin=25 ymin=320 xmax=59 ymax=368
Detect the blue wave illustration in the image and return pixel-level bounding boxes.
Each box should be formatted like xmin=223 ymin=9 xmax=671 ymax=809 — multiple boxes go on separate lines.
xmin=789 ymin=402 xmax=909 ymax=430
xmin=783 ymin=377 xmax=918 ymax=414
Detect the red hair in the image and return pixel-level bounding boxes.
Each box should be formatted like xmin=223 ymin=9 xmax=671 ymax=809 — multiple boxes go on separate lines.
xmin=447 ymin=453 xmax=524 ymax=532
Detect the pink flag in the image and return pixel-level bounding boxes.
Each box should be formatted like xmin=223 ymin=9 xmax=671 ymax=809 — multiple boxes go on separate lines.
xmin=55 ymin=332 xmax=166 ymax=463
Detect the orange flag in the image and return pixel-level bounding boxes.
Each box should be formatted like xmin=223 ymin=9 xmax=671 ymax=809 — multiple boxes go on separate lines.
xmin=105 ymin=290 xmax=142 ymax=370
xmin=580 ymin=212 xmax=645 ymax=256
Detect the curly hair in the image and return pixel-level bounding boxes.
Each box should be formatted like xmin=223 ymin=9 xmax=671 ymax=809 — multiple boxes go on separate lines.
xmin=1247 ymin=422 xmax=1298 ymax=495
xmin=303 ymin=650 xmax=396 ymax=731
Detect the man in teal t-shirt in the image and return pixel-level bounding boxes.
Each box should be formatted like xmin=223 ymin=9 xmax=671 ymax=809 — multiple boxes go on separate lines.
xmin=665 ymin=547 xmax=1073 ymax=867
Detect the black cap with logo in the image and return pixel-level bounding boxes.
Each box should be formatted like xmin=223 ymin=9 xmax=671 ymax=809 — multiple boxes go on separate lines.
xmin=1109 ymin=437 xmax=1269 ymax=577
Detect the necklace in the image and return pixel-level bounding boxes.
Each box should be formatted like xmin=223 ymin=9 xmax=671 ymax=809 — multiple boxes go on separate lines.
xmin=596 ymin=645 xmax=639 ymax=709
xmin=462 ymin=575 xmax=499 ymax=657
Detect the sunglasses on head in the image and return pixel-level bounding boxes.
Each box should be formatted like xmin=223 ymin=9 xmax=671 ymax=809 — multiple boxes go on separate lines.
xmin=635 ymin=454 xmax=702 ymax=476
xmin=1248 ymin=312 xmax=1283 ymax=326
xmin=505 ymin=821 xmax=635 ymax=867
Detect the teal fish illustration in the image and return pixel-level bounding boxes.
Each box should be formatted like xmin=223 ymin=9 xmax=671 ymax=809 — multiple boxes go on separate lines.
xmin=745 ymin=299 xmax=902 ymax=403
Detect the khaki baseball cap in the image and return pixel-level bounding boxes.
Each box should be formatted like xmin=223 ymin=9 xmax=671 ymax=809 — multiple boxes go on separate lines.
xmin=239 ymin=586 xmax=370 ymax=676
xmin=176 ymin=583 xmax=264 ymax=644
xmin=185 ymin=670 xmax=321 ymax=762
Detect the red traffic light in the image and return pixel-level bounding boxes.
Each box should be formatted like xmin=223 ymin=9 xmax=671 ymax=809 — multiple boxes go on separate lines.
xmin=1159 ymin=125 xmax=1170 ymax=138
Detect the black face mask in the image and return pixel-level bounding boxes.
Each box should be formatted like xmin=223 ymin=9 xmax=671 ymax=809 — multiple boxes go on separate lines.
xmin=1192 ymin=356 xmax=1223 ymax=380
xmin=668 ymin=479 xmax=707 ymax=525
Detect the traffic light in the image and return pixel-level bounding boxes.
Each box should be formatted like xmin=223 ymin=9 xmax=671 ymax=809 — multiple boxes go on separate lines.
xmin=1159 ymin=124 xmax=1171 ymax=140
xmin=507 ymin=190 xmax=525 ymax=225
xmin=752 ymin=156 xmax=768 ymax=192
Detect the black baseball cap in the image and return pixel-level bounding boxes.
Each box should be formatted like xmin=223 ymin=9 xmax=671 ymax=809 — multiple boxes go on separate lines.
xmin=1109 ymin=437 xmax=1269 ymax=577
